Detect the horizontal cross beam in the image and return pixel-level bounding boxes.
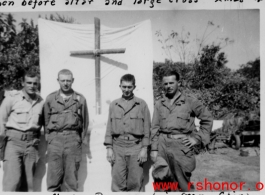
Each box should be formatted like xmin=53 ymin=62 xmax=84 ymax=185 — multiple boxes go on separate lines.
xmin=70 ymin=48 xmax=126 ymax=56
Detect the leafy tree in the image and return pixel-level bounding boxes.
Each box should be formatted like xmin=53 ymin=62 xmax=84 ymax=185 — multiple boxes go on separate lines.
xmin=237 ymin=58 xmax=260 ymax=80
xmin=191 ymin=46 xmax=259 ymax=119
xmin=191 ymin=44 xmax=228 ymax=90
xmin=5 ymin=13 xmax=16 ymax=32
xmin=0 ymin=13 xmax=76 ymax=91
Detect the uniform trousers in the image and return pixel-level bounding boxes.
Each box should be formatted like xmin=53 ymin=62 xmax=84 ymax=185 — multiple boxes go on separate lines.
xmin=111 ymin=137 xmax=144 ymax=192
xmin=152 ymin=134 xmax=196 ymax=192
xmin=46 ymin=130 xmax=82 ymax=192
xmin=3 ymin=131 xmax=39 ymax=192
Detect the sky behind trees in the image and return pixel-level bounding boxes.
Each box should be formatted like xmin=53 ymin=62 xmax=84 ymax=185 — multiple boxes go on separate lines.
xmin=7 ymin=9 xmax=260 ymax=70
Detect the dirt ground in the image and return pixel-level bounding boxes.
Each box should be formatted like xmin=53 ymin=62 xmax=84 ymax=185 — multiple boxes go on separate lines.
xmin=192 ymin=142 xmax=260 ymax=192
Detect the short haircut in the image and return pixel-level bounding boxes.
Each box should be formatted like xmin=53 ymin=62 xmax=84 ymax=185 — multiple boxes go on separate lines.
xmin=163 ymin=70 xmax=180 ymax=81
xmin=23 ymin=70 xmax=39 ymax=81
xmin=120 ymin=74 xmax=135 ymax=85
xmin=58 ymin=69 xmax=73 ymax=78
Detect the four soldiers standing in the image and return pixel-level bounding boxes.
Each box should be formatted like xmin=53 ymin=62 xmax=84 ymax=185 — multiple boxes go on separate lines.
xmin=0 ymin=69 xmax=213 ymax=192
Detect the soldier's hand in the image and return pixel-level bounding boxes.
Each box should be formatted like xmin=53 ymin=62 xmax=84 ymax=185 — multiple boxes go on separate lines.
xmin=150 ymin=151 xmax=158 ymax=162
xmin=182 ymin=136 xmax=198 ymax=148
xmin=107 ymin=148 xmax=115 ymax=164
xmin=137 ymin=147 xmax=147 ymax=164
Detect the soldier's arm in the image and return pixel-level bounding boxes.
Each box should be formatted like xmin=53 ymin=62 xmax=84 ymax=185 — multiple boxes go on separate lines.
xmin=142 ymin=102 xmax=151 ymax=148
xmin=191 ymin=99 xmax=213 ymax=146
xmin=81 ymin=98 xmax=89 ymax=142
xmin=150 ymin=102 xmax=161 ymax=151
xmin=43 ymin=97 xmax=51 ymax=136
xmin=0 ymin=97 xmax=13 ymax=136
xmin=39 ymin=105 xmax=45 ymax=138
xmin=104 ymin=104 xmax=113 ymax=148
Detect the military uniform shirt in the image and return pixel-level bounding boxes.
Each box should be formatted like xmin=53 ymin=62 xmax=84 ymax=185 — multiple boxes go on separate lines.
xmin=104 ymin=96 xmax=151 ymax=148
xmin=151 ymin=93 xmax=213 ymax=151
xmin=0 ymin=90 xmax=44 ymax=135
xmin=44 ymin=90 xmax=89 ymax=141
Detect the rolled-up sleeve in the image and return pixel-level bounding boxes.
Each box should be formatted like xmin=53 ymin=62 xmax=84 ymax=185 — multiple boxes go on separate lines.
xmin=104 ymin=104 xmax=113 ymax=148
xmin=191 ymin=99 xmax=213 ymax=146
xmin=142 ymin=102 xmax=151 ymax=147
xmin=151 ymin=102 xmax=161 ymax=151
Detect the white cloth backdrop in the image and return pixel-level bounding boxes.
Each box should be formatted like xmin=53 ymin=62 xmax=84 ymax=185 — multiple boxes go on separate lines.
xmin=38 ymin=18 xmax=154 ymax=117
xmin=0 ymin=19 xmax=224 ymax=192
xmin=33 ymin=18 xmax=154 ymax=192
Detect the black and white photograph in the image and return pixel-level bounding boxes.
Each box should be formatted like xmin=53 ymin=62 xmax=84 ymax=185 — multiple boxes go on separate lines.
xmin=0 ymin=1 xmax=263 ymax=193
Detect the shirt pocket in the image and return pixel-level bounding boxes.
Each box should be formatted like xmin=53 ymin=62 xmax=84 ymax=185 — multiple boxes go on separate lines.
xmin=130 ymin=111 xmax=144 ymax=134
xmin=159 ymin=111 xmax=168 ymax=130
xmin=50 ymin=107 xmax=58 ymax=123
xmin=111 ymin=112 xmax=122 ymax=133
xmin=175 ymin=112 xmax=190 ymax=130
xmin=63 ymin=110 xmax=81 ymax=129
xmin=15 ymin=109 xmax=29 ymax=124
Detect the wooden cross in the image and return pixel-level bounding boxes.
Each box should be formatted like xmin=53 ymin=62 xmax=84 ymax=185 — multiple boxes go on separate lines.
xmin=70 ymin=18 xmax=126 ymax=115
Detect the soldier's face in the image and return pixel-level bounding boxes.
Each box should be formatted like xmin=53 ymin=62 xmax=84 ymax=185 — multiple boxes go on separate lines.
xmin=120 ymin=81 xmax=135 ymax=97
xmin=162 ymin=75 xmax=180 ymax=96
xmin=58 ymin=74 xmax=74 ymax=93
xmin=22 ymin=76 xmax=39 ymax=96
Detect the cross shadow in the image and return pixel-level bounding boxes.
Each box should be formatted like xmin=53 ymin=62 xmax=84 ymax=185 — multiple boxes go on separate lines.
xmin=19 ymin=164 xmax=28 ymax=191
xmin=70 ymin=55 xmax=128 ymax=70
xmin=31 ymin=126 xmax=92 ymax=192
xmin=142 ymin=148 xmax=153 ymax=192
xmin=78 ymin=125 xmax=93 ymax=192
xmin=33 ymin=133 xmax=47 ymax=191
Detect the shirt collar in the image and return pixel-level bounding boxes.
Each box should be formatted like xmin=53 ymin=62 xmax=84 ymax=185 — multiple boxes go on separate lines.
xmin=21 ymin=89 xmax=40 ymax=102
xmin=122 ymin=93 xmax=134 ymax=101
xmin=161 ymin=91 xmax=186 ymax=105
xmin=55 ymin=89 xmax=79 ymax=102
xmin=116 ymin=95 xmax=140 ymax=105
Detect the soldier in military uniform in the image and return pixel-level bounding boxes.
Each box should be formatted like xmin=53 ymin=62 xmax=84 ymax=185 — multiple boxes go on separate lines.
xmin=104 ymin=74 xmax=151 ymax=192
xmin=44 ymin=69 xmax=89 ymax=192
xmin=150 ymin=70 xmax=213 ymax=191
xmin=0 ymin=70 xmax=44 ymax=191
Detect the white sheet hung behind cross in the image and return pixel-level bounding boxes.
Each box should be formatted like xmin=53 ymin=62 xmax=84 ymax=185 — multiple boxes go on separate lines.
xmin=70 ymin=17 xmax=126 ymax=115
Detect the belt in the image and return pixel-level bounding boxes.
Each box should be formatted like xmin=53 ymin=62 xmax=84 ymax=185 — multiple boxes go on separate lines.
xmin=49 ymin=130 xmax=79 ymax=135
xmin=115 ymin=134 xmax=141 ymax=141
xmin=6 ymin=129 xmax=39 ymax=141
xmin=167 ymin=134 xmax=187 ymax=139
xmin=160 ymin=132 xmax=188 ymax=140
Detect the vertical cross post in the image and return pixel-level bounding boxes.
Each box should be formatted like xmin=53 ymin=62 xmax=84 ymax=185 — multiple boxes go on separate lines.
xmin=95 ymin=17 xmax=101 ymax=115
xmin=70 ymin=17 xmax=126 ymax=115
